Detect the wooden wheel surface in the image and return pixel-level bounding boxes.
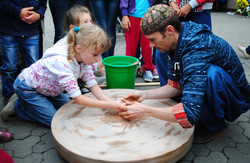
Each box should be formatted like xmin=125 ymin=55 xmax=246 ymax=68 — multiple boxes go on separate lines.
xmin=51 ymin=89 xmax=194 ymax=163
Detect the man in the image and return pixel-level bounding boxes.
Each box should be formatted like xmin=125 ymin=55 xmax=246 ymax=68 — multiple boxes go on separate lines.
xmin=119 ymin=4 xmax=250 ymax=143
xmin=156 ymin=0 xmax=214 ymax=86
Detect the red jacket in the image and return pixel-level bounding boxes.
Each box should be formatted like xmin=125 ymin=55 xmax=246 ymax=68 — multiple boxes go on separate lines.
xmin=175 ymin=0 xmax=215 ymax=10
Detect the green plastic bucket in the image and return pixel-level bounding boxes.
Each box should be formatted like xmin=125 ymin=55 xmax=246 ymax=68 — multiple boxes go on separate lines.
xmin=102 ymin=56 xmax=138 ymax=89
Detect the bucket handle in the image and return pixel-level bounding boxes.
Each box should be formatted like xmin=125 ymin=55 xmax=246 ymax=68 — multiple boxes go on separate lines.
xmin=131 ymin=60 xmax=139 ymax=65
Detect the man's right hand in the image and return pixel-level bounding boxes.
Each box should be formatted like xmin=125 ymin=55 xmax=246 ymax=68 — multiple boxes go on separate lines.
xmin=122 ymin=91 xmax=146 ymax=104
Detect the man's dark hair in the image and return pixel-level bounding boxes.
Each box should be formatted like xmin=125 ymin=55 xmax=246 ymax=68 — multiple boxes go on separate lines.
xmin=157 ymin=14 xmax=182 ymax=35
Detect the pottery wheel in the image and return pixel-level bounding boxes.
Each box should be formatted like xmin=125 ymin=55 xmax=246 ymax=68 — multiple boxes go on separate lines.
xmin=51 ymin=89 xmax=194 ymax=163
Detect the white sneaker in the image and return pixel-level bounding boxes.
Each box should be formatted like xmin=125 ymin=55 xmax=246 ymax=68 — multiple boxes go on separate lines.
xmin=144 ymin=71 xmax=153 ymax=82
xmin=1 ymin=94 xmax=18 ymax=121
xmin=238 ymin=45 xmax=250 ymax=59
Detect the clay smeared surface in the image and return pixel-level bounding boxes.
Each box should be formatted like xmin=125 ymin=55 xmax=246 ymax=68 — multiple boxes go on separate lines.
xmin=51 ymin=89 xmax=194 ymax=162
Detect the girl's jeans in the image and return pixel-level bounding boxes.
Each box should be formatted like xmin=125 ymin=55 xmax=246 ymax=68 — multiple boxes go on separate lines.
xmin=89 ymin=0 xmax=120 ymax=59
xmin=14 ymin=76 xmax=70 ymax=127
xmin=0 ymin=33 xmax=39 ymax=99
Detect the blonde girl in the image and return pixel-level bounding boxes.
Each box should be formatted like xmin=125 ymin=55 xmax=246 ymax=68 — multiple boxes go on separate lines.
xmin=1 ymin=24 xmax=125 ymax=127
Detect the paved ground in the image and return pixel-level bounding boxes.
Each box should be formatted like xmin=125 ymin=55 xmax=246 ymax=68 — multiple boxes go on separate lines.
xmin=0 ymin=8 xmax=250 ymax=163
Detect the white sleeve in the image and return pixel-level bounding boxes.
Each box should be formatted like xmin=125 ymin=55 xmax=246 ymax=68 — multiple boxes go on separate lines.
xmin=189 ymin=0 xmax=199 ymax=9
xmin=169 ymin=0 xmax=177 ymax=3
xmin=81 ymin=64 xmax=98 ymax=88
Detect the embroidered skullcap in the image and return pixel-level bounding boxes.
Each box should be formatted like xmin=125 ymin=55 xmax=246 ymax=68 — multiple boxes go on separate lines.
xmin=141 ymin=4 xmax=176 ymax=35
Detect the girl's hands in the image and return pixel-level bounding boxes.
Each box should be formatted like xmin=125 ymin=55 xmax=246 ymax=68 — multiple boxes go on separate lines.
xmin=107 ymin=100 xmax=127 ymax=113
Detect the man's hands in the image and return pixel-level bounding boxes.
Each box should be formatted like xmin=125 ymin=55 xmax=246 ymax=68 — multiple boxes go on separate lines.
xmin=20 ymin=7 xmax=40 ymax=24
xmin=119 ymin=102 xmax=147 ymax=120
xmin=118 ymin=91 xmax=147 ymax=120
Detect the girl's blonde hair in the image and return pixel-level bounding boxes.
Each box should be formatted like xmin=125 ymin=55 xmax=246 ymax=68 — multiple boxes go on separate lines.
xmin=67 ymin=24 xmax=111 ymax=61
xmin=64 ymin=5 xmax=92 ymax=32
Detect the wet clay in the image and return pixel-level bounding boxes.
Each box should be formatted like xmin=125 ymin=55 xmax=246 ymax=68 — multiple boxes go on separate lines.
xmin=51 ymin=89 xmax=194 ymax=163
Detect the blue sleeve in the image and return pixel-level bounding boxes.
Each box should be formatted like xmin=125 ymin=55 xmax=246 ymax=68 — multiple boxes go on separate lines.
xmin=0 ymin=0 xmax=22 ymax=17
xmin=120 ymin=0 xmax=129 ymax=16
xmin=36 ymin=0 xmax=47 ymax=20
xmin=180 ymin=36 xmax=214 ymax=125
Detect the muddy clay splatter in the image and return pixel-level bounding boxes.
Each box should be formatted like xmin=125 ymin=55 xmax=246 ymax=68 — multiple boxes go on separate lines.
xmin=100 ymin=110 xmax=141 ymax=132
xmin=68 ymin=107 xmax=85 ymax=119
xmin=107 ymin=140 xmax=130 ymax=147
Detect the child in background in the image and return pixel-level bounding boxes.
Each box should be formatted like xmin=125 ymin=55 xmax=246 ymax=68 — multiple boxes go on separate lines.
xmin=49 ymin=0 xmax=89 ymax=44
xmin=64 ymin=5 xmax=106 ymax=87
xmin=0 ymin=0 xmax=47 ymax=106
xmin=0 ymin=24 xmax=125 ymax=127
xmin=120 ymin=0 xmax=157 ymax=82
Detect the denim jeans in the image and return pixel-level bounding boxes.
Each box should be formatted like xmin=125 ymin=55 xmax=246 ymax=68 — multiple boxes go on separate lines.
xmin=198 ymin=65 xmax=250 ymax=132
xmin=246 ymin=45 xmax=250 ymax=54
xmin=155 ymin=50 xmax=168 ymax=86
xmin=14 ymin=77 xmax=70 ymax=127
xmin=89 ymin=0 xmax=120 ymax=58
xmin=49 ymin=0 xmax=88 ymax=44
xmin=0 ymin=33 xmax=39 ymax=99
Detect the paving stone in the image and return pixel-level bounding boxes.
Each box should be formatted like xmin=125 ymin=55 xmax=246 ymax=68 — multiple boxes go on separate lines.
xmin=222 ymin=125 xmax=248 ymax=143
xmin=9 ymin=123 xmax=38 ymax=140
xmin=227 ymin=114 xmax=249 ymax=125
xmin=235 ymin=115 xmax=249 ymax=123
xmin=14 ymin=153 xmax=43 ymax=163
xmin=205 ymin=137 xmax=235 ymax=152
xmin=225 ymin=147 xmax=250 ymax=163
xmin=243 ymin=110 xmax=250 ymax=118
xmin=0 ymin=119 xmax=15 ymax=129
xmin=4 ymin=150 xmax=13 ymax=157
xmin=238 ymin=121 xmax=250 ymax=139
xmin=178 ymin=161 xmax=192 ymax=163
xmin=33 ymin=132 xmax=54 ymax=153
xmin=190 ymin=144 xmax=210 ymax=157
xmin=4 ymin=136 xmax=40 ymax=158
xmin=32 ymin=126 xmax=50 ymax=136
xmin=42 ymin=149 xmax=67 ymax=163
xmin=236 ymin=142 xmax=250 ymax=155
xmin=13 ymin=118 xmax=38 ymax=127
xmin=179 ymin=150 xmax=195 ymax=162
xmin=194 ymin=152 xmax=227 ymax=163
